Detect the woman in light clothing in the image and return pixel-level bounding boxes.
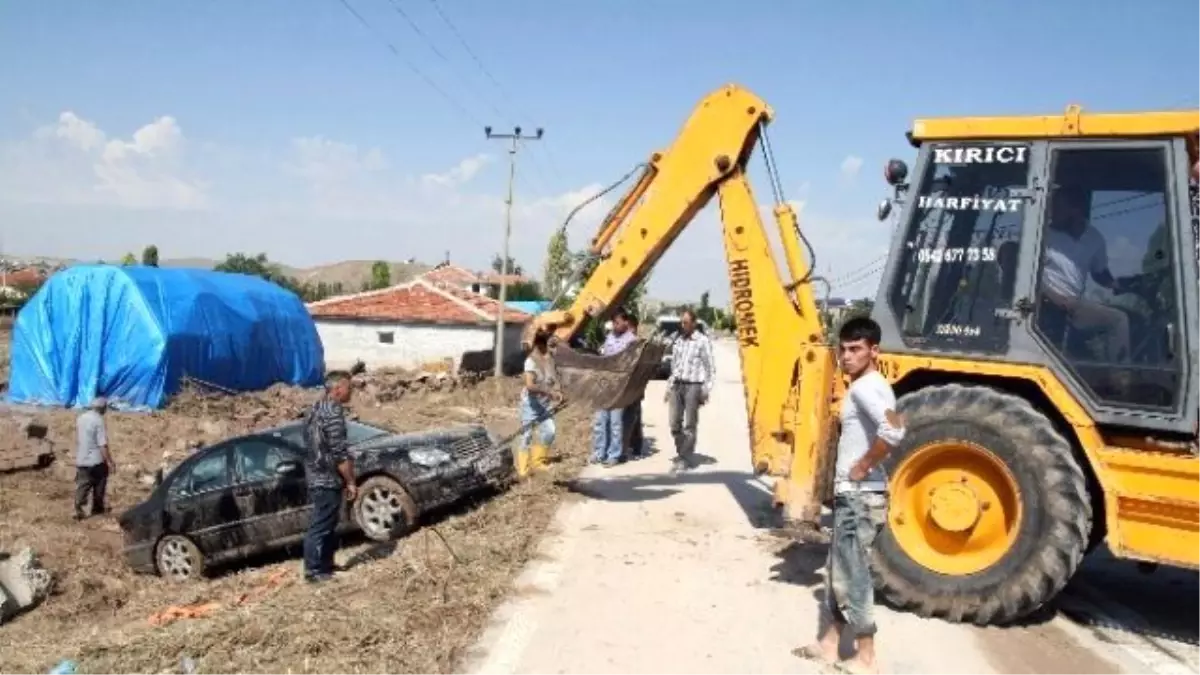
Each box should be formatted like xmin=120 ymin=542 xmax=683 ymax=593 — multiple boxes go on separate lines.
xmin=518 ymin=329 xmax=563 ymax=477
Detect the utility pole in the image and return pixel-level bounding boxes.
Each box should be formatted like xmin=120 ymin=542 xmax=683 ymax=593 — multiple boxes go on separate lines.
xmin=484 ymin=125 xmax=543 ymax=378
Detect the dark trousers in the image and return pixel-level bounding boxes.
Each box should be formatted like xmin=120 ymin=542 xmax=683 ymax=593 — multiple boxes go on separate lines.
xmin=668 ymin=382 xmax=703 ymax=461
xmin=74 ymin=463 xmax=109 ymax=516
xmin=622 ymin=399 xmax=644 ymax=457
xmin=303 ymin=487 xmax=342 ymax=577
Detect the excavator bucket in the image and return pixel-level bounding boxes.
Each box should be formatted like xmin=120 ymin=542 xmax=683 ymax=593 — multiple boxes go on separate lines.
xmin=552 ymin=339 xmax=667 ymax=410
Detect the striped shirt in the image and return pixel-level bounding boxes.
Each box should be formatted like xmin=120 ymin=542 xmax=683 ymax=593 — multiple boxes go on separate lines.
xmin=304 ymin=395 xmax=350 ymax=490
xmin=667 ymin=330 xmax=715 ymax=397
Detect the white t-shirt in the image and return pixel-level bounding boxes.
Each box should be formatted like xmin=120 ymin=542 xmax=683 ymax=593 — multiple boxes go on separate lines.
xmin=834 ymin=370 xmax=903 ymax=494
xmin=1042 ymin=226 xmax=1108 ymax=299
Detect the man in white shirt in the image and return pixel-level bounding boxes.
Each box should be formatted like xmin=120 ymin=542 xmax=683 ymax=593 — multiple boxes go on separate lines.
xmin=1040 ymin=186 xmax=1131 ymax=362
xmin=795 ymin=317 xmax=903 ymax=675
xmin=663 ymin=310 xmax=714 ymax=473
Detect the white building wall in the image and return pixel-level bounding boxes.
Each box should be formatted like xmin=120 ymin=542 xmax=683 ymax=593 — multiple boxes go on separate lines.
xmin=315 ymin=319 xmax=526 ymax=372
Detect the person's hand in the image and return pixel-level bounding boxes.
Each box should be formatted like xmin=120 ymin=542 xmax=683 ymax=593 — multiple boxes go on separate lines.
xmin=344 ymin=484 xmax=358 ymax=502
xmin=663 ymin=388 xmax=671 ymax=403
xmin=107 ymin=459 xmax=117 ymax=473
xmin=848 ymin=461 xmax=869 ymax=482
xmin=551 ymin=390 xmax=565 ymax=404
xmin=699 ymin=391 xmax=710 ymax=406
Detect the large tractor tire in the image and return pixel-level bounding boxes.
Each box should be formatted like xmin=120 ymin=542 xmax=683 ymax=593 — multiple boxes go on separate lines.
xmin=872 ymin=383 xmax=1091 ymax=626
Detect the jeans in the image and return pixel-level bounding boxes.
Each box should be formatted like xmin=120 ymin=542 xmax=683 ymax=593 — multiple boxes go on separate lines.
xmin=591 ymin=409 xmax=623 ymax=462
xmin=668 ymin=383 xmax=703 ymax=461
xmin=622 ymin=399 xmax=644 ymax=456
xmin=303 ymin=487 xmax=342 ymax=578
xmin=520 ymin=394 xmax=556 ymax=449
xmin=74 ymin=463 xmax=109 ymax=516
xmin=824 ymin=491 xmax=888 ymax=637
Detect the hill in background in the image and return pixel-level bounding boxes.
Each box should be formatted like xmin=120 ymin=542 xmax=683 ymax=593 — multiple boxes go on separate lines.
xmin=10 ymin=255 xmax=433 ymax=292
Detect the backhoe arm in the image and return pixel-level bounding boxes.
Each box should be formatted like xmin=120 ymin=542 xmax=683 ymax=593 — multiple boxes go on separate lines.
xmin=533 ymin=85 xmax=775 ymax=339
xmin=539 ymin=83 xmax=837 ymax=524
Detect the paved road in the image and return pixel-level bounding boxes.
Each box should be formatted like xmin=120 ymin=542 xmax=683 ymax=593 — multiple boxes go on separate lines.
xmin=465 ymin=339 xmax=1197 ymax=674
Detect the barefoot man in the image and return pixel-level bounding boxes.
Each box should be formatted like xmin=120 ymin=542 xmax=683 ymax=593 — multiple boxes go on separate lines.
xmin=795 ymin=316 xmax=904 ymax=674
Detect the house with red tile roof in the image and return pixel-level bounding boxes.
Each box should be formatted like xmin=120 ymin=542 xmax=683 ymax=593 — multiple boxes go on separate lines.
xmin=306 ymin=277 xmax=531 ymax=371
xmin=421 ymin=263 xmax=530 ymax=298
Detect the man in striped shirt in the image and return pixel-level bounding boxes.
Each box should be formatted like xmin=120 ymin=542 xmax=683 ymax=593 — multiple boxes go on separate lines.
xmin=302 ymin=371 xmax=357 ymax=584
xmin=664 ymin=309 xmax=714 ymax=472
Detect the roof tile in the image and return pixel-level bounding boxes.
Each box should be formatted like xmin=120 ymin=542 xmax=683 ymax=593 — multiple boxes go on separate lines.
xmin=307 ymin=279 xmax=529 ymax=325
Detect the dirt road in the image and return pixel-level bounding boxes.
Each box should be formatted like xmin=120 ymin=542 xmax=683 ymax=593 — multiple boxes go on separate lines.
xmin=464 ymin=338 xmax=1193 ymax=674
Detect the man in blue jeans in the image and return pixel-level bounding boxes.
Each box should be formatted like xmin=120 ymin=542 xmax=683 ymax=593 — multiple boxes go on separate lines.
xmin=591 ymin=308 xmax=636 ymax=467
xmin=794 ymin=317 xmax=904 ymax=674
xmin=302 ymin=371 xmax=357 ymax=584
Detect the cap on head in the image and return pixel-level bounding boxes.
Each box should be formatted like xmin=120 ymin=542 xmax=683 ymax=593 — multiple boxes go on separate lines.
xmin=90 ymin=396 xmax=108 ymax=411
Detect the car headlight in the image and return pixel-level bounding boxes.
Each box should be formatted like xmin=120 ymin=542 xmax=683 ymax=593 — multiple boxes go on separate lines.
xmin=408 ymin=448 xmax=452 ymax=467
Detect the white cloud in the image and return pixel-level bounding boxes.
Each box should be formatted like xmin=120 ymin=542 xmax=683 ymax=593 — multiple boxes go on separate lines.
xmin=420 ymin=153 xmax=491 ymax=189
xmin=4 ymin=111 xmax=207 ymax=210
xmin=840 ymin=155 xmax=864 ymax=180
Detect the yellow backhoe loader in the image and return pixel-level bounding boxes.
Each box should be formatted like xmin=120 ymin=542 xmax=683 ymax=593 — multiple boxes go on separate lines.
xmin=530 ymin=83 xmax=1199 ymax=626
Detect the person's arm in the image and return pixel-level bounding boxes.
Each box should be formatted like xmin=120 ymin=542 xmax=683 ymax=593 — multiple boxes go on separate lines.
xmin=323 ymin=405 xmax=356 ymax=498
xmin=97 ymin=420 xmax=114 ymax=471
xmin=1088 ymin=233 xmax=1117 ymax=289
xmin=700 ymin=336 xmax=716 ymax=402
xmin=848 ymin=382 xmax=905 ymax=479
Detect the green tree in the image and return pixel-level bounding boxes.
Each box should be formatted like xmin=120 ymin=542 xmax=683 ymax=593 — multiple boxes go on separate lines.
xmin=141 ymin=245 xmax=159 ymax=267
xmin=120 ymin=252 xmax=137 ymax=266
xmin=213 ymin=252 xmax=306 ymax=297
xmin=369 ymin=260 xmax=391 ymax=289
xmin=557 ymin=250 xmax=648 ymax=350
xmin=696 ymin=290 xmax=717 ymax=325
xmin=491 ymin=254 xmax=523 ymax=276
xmin=542 ymin=230 xmax=572 ymax=301
xmin=506 ymin=279 xmax=544 ymax=302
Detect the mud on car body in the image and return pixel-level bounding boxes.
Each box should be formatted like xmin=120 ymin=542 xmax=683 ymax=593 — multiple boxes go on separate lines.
xmin=117 ymin=420 xmax=512 ymax=581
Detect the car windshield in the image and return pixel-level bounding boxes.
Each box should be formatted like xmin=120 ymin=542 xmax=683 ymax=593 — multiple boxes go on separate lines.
xmin=271 ymin=420 xmax=391 ymax=449
xmin=347 ymin=421 xmax=390 ymax=444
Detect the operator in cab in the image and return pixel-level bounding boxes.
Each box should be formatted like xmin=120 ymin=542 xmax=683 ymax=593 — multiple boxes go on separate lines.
xmin=795 ymin=317 xmax=903 ymax=675
xmin=1040 ymin=185 xmax=1134 ymax=365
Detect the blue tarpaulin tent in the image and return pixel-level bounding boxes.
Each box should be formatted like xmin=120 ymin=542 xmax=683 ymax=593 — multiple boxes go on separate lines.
xmin=7 ymin=265 xmax=325 ymax=410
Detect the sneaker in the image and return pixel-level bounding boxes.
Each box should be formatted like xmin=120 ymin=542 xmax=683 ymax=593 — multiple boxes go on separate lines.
xmin=602 ymin=459 xmax=619 ymax=468
xmin=305 ymin=573 xmax=334 ymax=584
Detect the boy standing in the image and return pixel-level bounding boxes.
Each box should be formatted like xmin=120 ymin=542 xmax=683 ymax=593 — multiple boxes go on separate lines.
xmin=796 ymin=317 xmax=904 ymax=674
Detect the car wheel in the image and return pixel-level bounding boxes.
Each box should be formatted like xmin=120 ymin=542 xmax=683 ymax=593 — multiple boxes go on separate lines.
xmin=354 ymin=475 xmax=418 ymax=542
xmin=156 ymin=534 xmax=205 ymax=582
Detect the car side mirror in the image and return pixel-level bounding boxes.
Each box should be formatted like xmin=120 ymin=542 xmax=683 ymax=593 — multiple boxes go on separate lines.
xmin=276 ymin=461 xmax=303 ymax=476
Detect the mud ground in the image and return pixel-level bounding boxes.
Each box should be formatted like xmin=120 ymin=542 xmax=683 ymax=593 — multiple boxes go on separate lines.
xmin=0 ymin=329 xmax=594 ymax=673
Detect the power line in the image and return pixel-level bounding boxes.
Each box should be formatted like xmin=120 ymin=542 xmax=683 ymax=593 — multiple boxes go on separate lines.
xmin=334 ymin=0 xmax=484 ymax=127
xmin=384 ymin=0 xmax=506 ymax=121
xmin=425 ymin=0 xmax=565 ymax=178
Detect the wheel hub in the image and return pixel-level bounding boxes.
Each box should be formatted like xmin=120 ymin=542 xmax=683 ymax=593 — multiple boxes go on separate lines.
xmin=927 ymin=482 xmax=981 ymax=533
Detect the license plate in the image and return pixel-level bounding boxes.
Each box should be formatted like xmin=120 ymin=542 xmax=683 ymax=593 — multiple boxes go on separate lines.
xmin=475 ymin=453 xmax=504 ymax=474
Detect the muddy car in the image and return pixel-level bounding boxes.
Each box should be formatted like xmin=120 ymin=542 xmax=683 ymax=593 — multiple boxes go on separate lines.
xmin=117 ymin=420 xmax=512 ymax=581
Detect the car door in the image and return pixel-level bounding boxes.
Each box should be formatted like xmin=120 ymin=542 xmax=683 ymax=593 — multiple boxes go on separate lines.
xmin=229 ymin=437 xmax=311 ymax=546
xmin=163 ymin=446 xmax=243 ymax=557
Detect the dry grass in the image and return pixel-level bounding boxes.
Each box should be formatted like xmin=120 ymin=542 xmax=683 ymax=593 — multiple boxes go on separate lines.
xmin=0 ymin=373 xmax=591 ymax=673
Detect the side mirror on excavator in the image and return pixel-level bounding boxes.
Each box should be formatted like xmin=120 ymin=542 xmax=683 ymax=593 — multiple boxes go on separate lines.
xmin=879 ymin=159 xmax=910 ymax=221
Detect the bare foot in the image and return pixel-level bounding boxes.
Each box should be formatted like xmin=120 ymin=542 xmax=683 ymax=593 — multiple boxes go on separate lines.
xmin=792 ymin=643 xmax=838 ymax=665
xmin=833 ymin=657 xmax=879 ymax=674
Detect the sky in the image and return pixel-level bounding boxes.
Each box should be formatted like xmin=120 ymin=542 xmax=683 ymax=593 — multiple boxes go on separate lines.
xmin=0 ymin=0 xmax=1196 ymax=305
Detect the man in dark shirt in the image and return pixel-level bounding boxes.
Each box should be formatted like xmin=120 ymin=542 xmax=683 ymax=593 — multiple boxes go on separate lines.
xmin=302 ymin=371 xmax=357 ymax=583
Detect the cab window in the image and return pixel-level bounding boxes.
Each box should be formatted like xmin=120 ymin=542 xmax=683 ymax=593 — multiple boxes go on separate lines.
xmin=888 ymin=142 xmax=1030 ymax=354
